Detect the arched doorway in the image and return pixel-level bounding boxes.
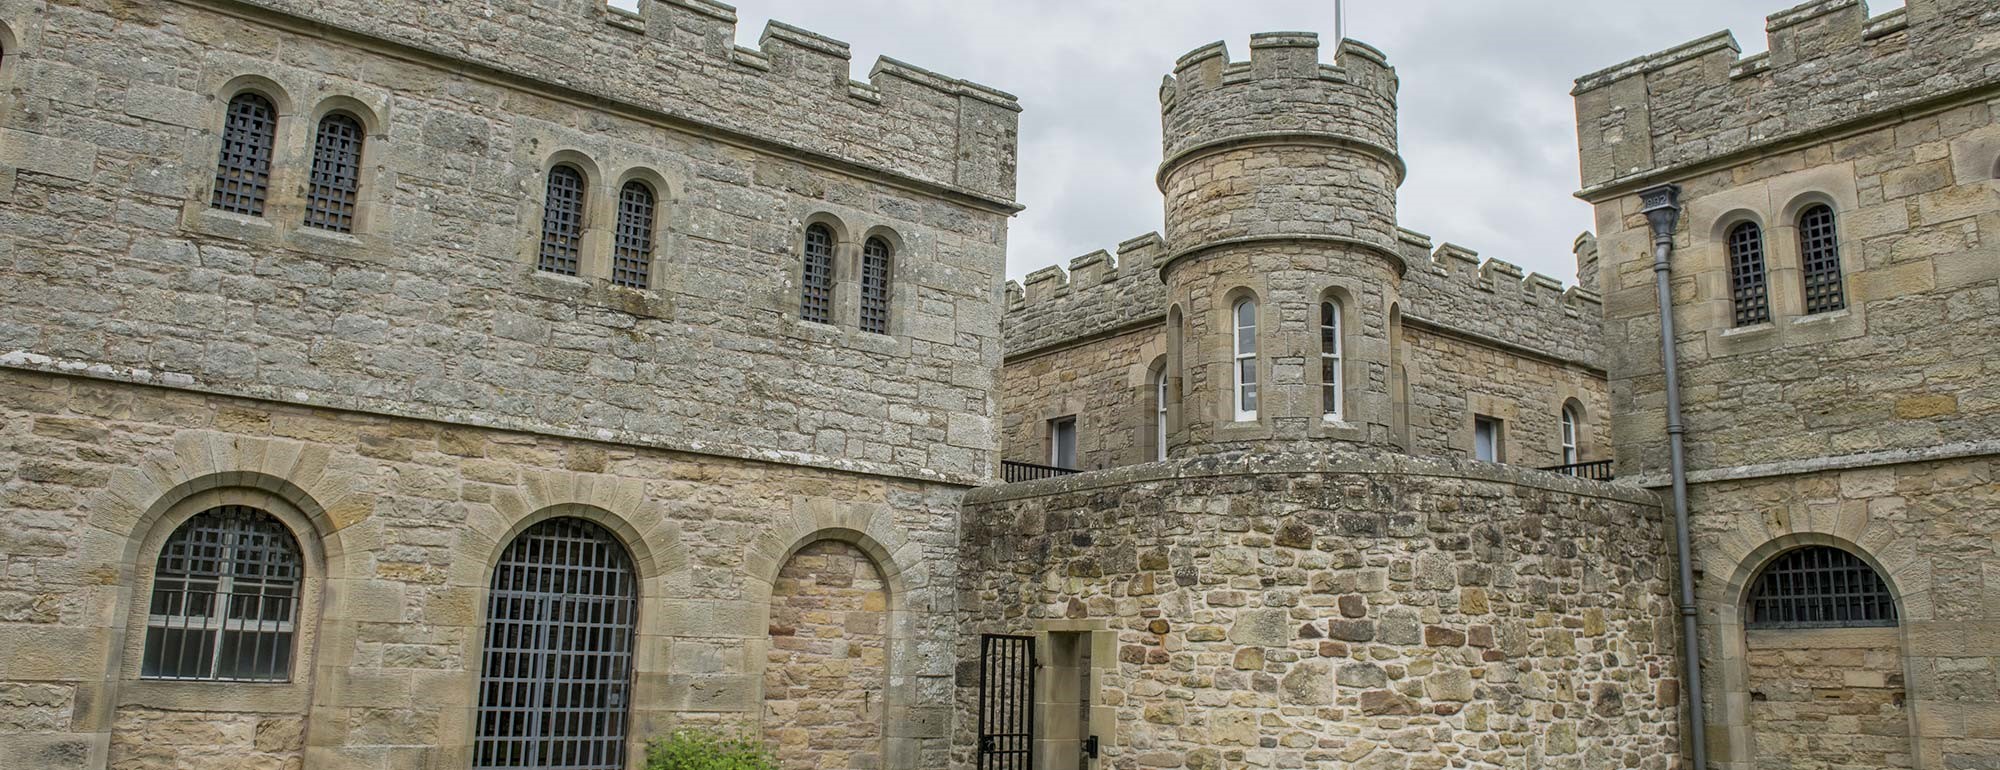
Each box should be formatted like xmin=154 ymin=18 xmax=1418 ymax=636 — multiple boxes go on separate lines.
xmin=763 ymin=539 xmax=889 ymax=769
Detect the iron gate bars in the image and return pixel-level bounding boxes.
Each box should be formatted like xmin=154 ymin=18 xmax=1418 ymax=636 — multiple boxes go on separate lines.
xmin=474 ymin=518 xmax=638 ymax=770
xmin=977 ymin=634 xmax=1037 ymax=770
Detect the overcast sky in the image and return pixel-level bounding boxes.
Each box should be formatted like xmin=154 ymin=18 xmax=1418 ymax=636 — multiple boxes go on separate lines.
xmin=712 ymin=0 xmax=1906 ymax=285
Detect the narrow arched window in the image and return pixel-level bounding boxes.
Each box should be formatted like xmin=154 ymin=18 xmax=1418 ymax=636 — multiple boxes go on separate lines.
xmin=538 ymin=165 xmax=586 ymax=275
xmin=800 ymin=224 xmax=834 ymax=324
xmin=612 ymin=180 xmax=656 ymax=289
xmin=1232 ymin=298 xmax=1258 ymax=421
xmin=1560 ymin=405 xmax=1580 ymax=465
xmin=1797 ymin=204 xmax=1846 ymax=314
xmin=302 ymin=112 xmax=364 ymax=232
xmin=1320 ymin=300 xmax=1343 ymax=421
xmin=1747 ymin=546 xmax=1897 ymax=628
xmin=211 ymin=93 xmax=278 ymax=216
xmin=1727 ymin=222 xmax=1771 ymax=326
xmin=1154 ymin=364 xmax=1169 ymax=462
xmin=860 ymin=236 xmax=892 ymax=334
xmin=142 ymin=506 xmax=302 ymax=681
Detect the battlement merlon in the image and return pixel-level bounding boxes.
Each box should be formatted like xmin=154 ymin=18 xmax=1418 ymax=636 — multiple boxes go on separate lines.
xmin=1158 ymin=33 xmax=1401 ymax=180
xmin=222 ymin=0 xmax=1022 ymax=207
xmin=1002 ymin=233 xmax=1169 ymax=357
xmin=1570 ymin=0 xmax=2000 ymax=197
xmin=1395 ymin=227 xmax=1605 ymax=369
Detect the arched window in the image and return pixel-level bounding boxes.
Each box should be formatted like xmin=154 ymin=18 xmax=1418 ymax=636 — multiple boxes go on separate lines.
xmin=1560 ymin=405 xmax=1580 ymax=465
xmin=302 ymin=112 xmax=364 ymax=232
xmin=1153 ymin=362 xmax=1169 ymax=462
xmin=1797 ymin=204 xmax=1846 ymax=314
xmin=1747 ymin=546 xmax=1897 ymax=629
xmin=476 ymin=517 xmax=638 ymax=769
xmin=800 ymin=223 xmax=835 ymax=324
xmin=211 ymin=92 xmax=278 ymax=216
xmin=1320 ymin=300 xmax=1342 ymax=421
xmin=612 ymin=180 xmax=655 ymax=289
xmin=141 ymin=506 xmax=302 ymax=681
xmin=538 ymin=165 xmax=586 ymax=276
xmin=1727 ymin=221 xmax=1771 ymax=326
xmin=860 ymin=236 xmax=892 ymax=334
xmin=1232 ymin=298 xmax=1258 ymax=421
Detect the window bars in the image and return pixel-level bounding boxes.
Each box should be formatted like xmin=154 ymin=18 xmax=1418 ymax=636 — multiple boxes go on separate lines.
xmin=141 ymin=506 xmax=301 ymax=681
xmin=474 ymin=517 xmax=638 ymax=770
xmin=538 ymin=166 xmax=586 ymax=276
xmin=1727 ymin=222 xmax=1771 ymax=326
xmin=1747 ymin=546 xmax=1898 ymax=629
xmin=303 ymin=113 xmax=365 ymax=232
xmin=800 ymin=224 xmax=834 ymax=324
xmin=212 ymin=93 xmax=278 ymax=216
xmin=1798 ymin=205 xmax=1847 ymax=314
xmin=612 ymin=181 xmax=655 ymax=289
xmin=860 ymin=236 xmax=892 ymax=334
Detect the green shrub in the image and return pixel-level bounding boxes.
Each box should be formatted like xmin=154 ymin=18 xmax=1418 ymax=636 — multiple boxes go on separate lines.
xmin=642 ymin=728 xmax=778 ymax=770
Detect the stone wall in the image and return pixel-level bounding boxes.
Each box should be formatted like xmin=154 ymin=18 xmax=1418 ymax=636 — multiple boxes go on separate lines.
xmin=1002 ymin=233 xmax=1167 ymax=359
xmin=1742 ymin=627 xmax=1910 ymax=768
xmin=1396 ymin=228 xmax=1606 ymax=371
xmin=764 ymin=540 xmax=891 ymax=770
xmin=958 ymin=449 xmax=1679 ymax=770
xmin=0 ymin=0 xmax=1013 ymax=485
xmin=0 ymin=368 xmax=961 ymax=769
xmin=997 ymin=327 xmax=1163 ymax=471
xmin=1403 ymin=325 xmax=1610 ymax=467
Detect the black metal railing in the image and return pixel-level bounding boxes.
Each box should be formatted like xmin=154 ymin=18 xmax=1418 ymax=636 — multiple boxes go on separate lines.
xmin=1001 ymin=460 xmax=1079 ymax=483
xmin=1540 ymin=459 xmax=1615 ymax=481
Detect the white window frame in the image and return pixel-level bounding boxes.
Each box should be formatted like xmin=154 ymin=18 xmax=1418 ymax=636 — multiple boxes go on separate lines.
xmin=1049 ymin=415 xmax=1078 ymax=469
xmin=1155 ymin=368 xmax=1169 ymax=462
xmin=1560 ymin=406 xmax=1580 ymax=465
xmin=1232 ymin=298 xmax=1258 ymax=422
xmin=1474 ymin=416 xmax=1502 ymax=463
xmin=1320 ymin=300 xmax=1343 ymax=422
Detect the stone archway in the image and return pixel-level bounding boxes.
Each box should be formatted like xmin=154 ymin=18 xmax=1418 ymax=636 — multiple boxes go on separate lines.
xmin=762 ymin=539 xmax=890 ymax=770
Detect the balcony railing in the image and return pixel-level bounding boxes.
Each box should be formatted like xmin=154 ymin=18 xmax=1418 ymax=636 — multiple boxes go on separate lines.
xmin=1001 ymin=460 xmax=1079 ymax=483
xmin=1539 ymin=459 xmax=1614 ymax=481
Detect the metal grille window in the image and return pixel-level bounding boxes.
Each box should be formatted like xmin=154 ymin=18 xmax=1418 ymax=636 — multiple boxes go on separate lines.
xmin=1233 ymin=298 xmax=1258 ymax=421
xmin=1748 ymin=546 xmax=1897 ymax=628
xmin=303 ymin=113 xmax=364 ymax=232
xmin=1320 ymin=300 xmax=1342 ymax=421
xmin=211 ymin=93 xmax=278 ymax=216
xmin=800 ymin=224 xmax=834 ymax=324
xmin=612 ymin=181 xmax=655 ymax=289
xmin=860 ymin=236 xmax=892 ymax=334
xmin=141 ymin=506 xmax=301 ymax=681
xmin=1798 ymin=204 xmax=1847 ymax=314
xmin=1727 ymin=222 xmax=1771 ymax=326
xmin=538 ymin=165 xmax=587 ymax=276
xmin=475 ymin=517 xmax=638 ymax=770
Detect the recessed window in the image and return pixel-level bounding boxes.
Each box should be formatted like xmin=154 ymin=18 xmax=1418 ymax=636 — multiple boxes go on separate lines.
xmin=800 ymin=223 xmax=835 ymax=324
xmin=1232 ymin=298 xmax=1258 ymax=421
xmin=537 ymin=165 xmax=586 ymax=276
xmin=860 ymin=236 xmax=892 ymax=334
xmin=303 ymin=112 xmax=364 ymax=233
xmin=1153 ymin=364 xmax=1169 ymax=462
xmin=1049 ymin=416 xmax=1078 ymax=469
xmin=1560 ymin=405 xmax=1580 ymax=465
xmin=1797 ymin=204 xmax=1846 ymax=314
xmin=141 ymin=506 xmax=302 ymax=682
xmin=211 ymin=93 xmax=278 ymax=217
xmin=1747 ymin=546 xmax=1897 ymax=629
xmin=1727 ymin=221 xmax=1771 ymax=326
xmin=1473 ymin=416 xmax=1502 ymax=463
xmin=612 ymin=180 xmax=656 ymax=289
xmin=1320 ymin=300 xmax=1343 ymax=421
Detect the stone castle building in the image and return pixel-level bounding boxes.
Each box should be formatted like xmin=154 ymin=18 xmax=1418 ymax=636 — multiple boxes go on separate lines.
xmin=0 ymin=1 xmax=1991 ymax=770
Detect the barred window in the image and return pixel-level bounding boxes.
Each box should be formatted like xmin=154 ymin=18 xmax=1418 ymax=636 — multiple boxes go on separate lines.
xmin=538 ymin=165 xmax=587 ymax=276
xmin=303 ymin=113 xmax=364 ymax=232
xmin=800 ymin=223 xmax=834 ymax=324
xmin=1320 ymin=300 xmax=1342 ymax=421
xmin=211 ymin=93 xmax=278 ymax=216
xmin=612 ymin=180 xmax=655 ymax=289
xmin=1797 ymin=205 xmax=1846 ymax=314
xmin=1727 ymin=222 xmax=1771 ymax=326
xmin=142 ymin=506 xmax=302 ymax=681
xmin=860 ymin=236 xmax=892 ymax=334
xmin=1747 ymin=546 xmax=1897 ymax=629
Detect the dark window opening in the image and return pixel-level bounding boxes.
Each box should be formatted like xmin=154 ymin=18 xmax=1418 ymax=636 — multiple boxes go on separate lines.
xmin=800 ymin=224 xmax=834 ymax=324
xmin=303 ymin=113 xmax=364 ymax=232
xmin=1747 ymin=546 xmax=1897 ymax=629
xmin=1798 ymin=204 xmax=1846 ymax=314
xmin=860 ymin=236 xmax=892 ymax=334
xmin=612 ymin=181 xmax=655 ymax=289
xmin=538 ymin=165 xmax=586 ymax=275
xmin=1727 ymin=222 xmax=1771 ymax=326
xmin=212 ymin=93 xmax=277 ymax=216
xmin=141 ymin=506 xmax=302 ymax=681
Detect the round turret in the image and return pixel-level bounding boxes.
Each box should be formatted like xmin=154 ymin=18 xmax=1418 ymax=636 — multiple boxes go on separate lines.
xmin=1156 ymin=32 xmax=1406 ymax=455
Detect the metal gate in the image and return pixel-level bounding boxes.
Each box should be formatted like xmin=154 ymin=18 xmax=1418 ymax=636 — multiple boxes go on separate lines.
xmin=977 ymin=634 xmax=1037 ymax=770
xmin=474 ymin=518 xmax=638 ymax=770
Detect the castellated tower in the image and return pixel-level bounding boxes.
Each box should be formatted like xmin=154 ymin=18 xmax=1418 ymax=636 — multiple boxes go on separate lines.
xmin=1158 ymin=32 xmax=1405 ymax=455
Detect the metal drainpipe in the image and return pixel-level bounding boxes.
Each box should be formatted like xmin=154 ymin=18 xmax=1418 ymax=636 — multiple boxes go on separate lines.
xmin=1640 ymin=183 xmax=1708 ymax=770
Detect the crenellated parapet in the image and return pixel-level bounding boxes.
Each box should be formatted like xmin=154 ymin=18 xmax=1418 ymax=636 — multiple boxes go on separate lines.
xmin=1002 ymin=233 xmax=1169 ymax=357
xmin=226 ymin=0 xmax=1021 ymax=204
xmin=1573 ymin=0 xmax=1999 ymax=194
xmin=1396 ymin=229 xmax=1604 ymax=369
xmin=1158 ymin=32 xmax=1399 ymax=174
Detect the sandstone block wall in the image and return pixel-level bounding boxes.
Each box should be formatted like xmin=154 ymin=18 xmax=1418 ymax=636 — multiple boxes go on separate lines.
xmin=1403 ymin=326 xmax=1609 ymax=467
xmin=958 ymin=451 xmax=1680 ymax=770
xmin=997 ymin=327 xmax=1163 ymax=471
